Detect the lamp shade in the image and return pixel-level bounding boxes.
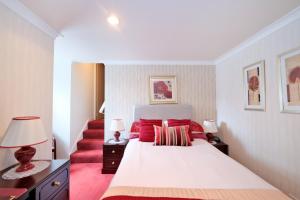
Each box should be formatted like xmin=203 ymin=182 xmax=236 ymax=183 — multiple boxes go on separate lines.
xmin=0 ymin=116 xmax=48 ymax=148
xmin=203 ymin=120 xmax=218 ymax=133
xmin=99 ymin=101 xmax=105 ymax=114
xmin=110 ymin=119 xmax=125 ymax=132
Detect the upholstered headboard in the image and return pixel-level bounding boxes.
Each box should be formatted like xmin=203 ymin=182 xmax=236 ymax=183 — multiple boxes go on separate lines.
xmin=133 ymin=104 xmax=192 ymax=121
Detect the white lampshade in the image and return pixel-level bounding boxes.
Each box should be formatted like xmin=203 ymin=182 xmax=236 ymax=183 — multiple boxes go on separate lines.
xmin=203 ymin=120 xmax=218 ymax=133
xmin=99 ymin=101 xmax=105 ymax=114
xmin=0 ymin=116 xmax=48 ymax=148
xmin=110 ymin=119 xmax=125 ymax=132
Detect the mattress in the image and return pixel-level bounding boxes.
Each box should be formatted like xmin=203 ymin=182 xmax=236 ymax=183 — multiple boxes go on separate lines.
xmin=110 ymin=139 xmax=273 ymax=189
xmin=102 ymin=139 xmax=290 ymax=200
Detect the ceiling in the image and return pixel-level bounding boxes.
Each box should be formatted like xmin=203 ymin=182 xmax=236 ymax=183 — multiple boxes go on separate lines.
xmin=20 ymin=0 xmax=300 ymax=62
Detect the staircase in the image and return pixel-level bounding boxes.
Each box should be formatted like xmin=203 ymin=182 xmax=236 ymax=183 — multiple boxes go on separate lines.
xmin=70 ymin=119 xmax=104 ymax=163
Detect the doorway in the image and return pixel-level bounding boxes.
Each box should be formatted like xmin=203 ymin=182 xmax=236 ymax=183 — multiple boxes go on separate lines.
xmin=95 ymin=63 xmax=105 ymax=119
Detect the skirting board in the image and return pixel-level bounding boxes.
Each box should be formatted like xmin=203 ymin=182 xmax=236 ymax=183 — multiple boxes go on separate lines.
xmin=69 ymin=119 xmax=89 ymax=155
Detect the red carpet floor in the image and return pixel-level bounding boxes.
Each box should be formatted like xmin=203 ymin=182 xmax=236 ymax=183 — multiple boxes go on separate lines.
xmin=70 ymin=163 xmax=113 ymax=200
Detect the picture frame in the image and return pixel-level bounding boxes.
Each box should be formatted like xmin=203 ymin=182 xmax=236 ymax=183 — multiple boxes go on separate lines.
xmin=279 ymin=48 xmax=300 ymax=114
xmin=149 ymin=76 xmax=177 ymax=104
xmin=243 ymin=60 xmax=266 ymax=111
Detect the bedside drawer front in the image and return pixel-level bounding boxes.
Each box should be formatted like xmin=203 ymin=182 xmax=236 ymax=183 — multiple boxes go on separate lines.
xmin=215 ymin=145 xmax=228 ymax=155
xmin=51 ymin=182 xmax=69 ymax=200
xmin=38 ymin=168 xmax=69 ymax=200
xmin=103 ymin=146 xmax=125 ymax=157
xmin=103 ymin=158 xmax=121 ymax=169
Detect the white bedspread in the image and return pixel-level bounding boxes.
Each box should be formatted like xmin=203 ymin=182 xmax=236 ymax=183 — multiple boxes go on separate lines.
xmin=110 ymin=139 xmax=275 ymax=190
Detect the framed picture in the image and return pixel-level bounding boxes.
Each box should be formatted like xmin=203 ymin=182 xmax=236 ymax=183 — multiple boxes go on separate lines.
xmin=243 ymin=61 xmax=265 ymax=111
xmin=279 ymin=48 xmax=300 ymax=113
xmin=149 ymin=76 xmax=177 ymax=104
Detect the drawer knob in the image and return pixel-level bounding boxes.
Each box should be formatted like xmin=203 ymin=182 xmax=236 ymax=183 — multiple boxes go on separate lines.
xmin=112 ymin=150 xmax=115 ymax=154
xmin=52 ymin=181 xmax=61 ymax=187
xmin=112 ymin=161 xmax=115 ymax=165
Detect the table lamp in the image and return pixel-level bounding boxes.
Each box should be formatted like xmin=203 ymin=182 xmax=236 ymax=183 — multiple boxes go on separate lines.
xmin=110 ymin=119 xmax=125 ymax=142
xmin=203 ymin=120 xmax=218 ymax=140
xmin=0 ymin=116 xmax=48 ymax=172
xmin=203 ymin=120 xmax=218 ymax=133
xmin=99 ymin=101 xmax=105 ymax=114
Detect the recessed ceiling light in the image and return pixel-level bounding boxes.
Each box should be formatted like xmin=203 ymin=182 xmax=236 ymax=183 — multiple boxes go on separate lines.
xmin=107 ymin=15 xmax=119 ymax=26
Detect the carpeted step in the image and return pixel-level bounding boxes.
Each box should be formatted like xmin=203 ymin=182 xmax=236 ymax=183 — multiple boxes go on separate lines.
xmin=70 ymin=150 xmax=103 ymax=163
xmin=88 ymin=120 xmax=104 ymax=129
xmin=77 ymin=139 xmax=104 ymax=150
xmin=83 ymin=129 xmax=104 ymax=139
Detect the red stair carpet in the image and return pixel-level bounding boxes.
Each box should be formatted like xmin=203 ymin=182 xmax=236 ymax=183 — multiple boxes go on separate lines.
xmin=70 ymin=120 xmax=104 ymax=163
xmin=70 ymin=119 xmax=113 ymax=200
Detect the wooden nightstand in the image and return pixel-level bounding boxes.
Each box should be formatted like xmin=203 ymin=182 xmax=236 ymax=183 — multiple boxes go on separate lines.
xmin=0 ymin=159 xmax=70 ymax=200
xmin=213 ymin=141 xmax=229 ymax=155
xmin=102 ymin=139 xmax=129 ymax=174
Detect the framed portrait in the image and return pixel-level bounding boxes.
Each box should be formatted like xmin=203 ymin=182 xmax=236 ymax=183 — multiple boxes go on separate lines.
xmin=279 ymin=48 xmax=300 ymax=113
xmin=149 ymin=76 xmax=177 ymax=104
xmin=243 ymin=61 xmax=266 ymax=111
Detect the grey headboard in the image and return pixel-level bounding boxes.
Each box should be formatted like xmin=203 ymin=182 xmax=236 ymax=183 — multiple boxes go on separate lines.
xmin=133 ymin=104 xmax=192 ymax=121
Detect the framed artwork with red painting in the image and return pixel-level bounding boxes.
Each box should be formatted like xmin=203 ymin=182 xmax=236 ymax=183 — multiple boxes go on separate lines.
xmin=279 ymin=48 xmax=300 ymax=113
xmin=243 ymin=61 xmax=265 ymax=111
xmin=149 ymin=76 xmax=177 ymax=104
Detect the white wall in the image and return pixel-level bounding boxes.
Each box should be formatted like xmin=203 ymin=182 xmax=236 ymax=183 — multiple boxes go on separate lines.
xmin=53 ymin=32 xmax=99 ymax=158
xmin=52 ymin=38 xmax=71 ymax=159
xmin=105 ymin=65 xmax=216 ymax=141
xmin=70 ymin=62 xmax=95 ymax=153
xmin=53 ymin=35 xmax=97 ymax=157
xmin=0 ymin=3 xmax=54 ymax=170
xmin=216 ymin=18 xmax=300 ymax=199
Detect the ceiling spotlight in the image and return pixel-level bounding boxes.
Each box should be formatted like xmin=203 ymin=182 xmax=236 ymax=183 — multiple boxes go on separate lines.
xmin=107 ymin=15 xmax=119 ymax=26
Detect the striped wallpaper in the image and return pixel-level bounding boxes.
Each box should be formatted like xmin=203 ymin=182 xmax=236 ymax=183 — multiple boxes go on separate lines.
xmin=105 ymin=65 xmax=216 ymax=141
xmin=216 ymin=19 xmax=300 ymax=199
xmin=0 ymin=3 xmax=54 ymax=170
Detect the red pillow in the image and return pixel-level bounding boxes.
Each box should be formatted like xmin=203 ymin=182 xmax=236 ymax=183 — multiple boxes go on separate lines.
xmin=167 ymin=119 xmax=193 ymax=141
xmin=129 ymin=133 xmax=139 ymax=139
xmin=190 ymin=121 xmax=204 ymax=132
xmin=139 ymin=119 xmax=162 ymax=142
xmin=130 ymin=121 xmax=140 ymax=132
xmin=154 ymin=125 xmax=191 ymax=146
xmin=193 ymin=133 xmax=208 ymax=140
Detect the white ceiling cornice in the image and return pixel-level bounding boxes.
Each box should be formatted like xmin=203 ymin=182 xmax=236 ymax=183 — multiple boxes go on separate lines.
xmin=215 ymin=5 xmax=300 ymax=65
xmin=102 ymin=60 xmax=215 ymax=66
xmin=0 ymin=0 xmax=60 ymax=38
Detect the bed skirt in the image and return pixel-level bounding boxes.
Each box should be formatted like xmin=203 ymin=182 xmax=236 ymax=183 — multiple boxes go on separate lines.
xmin=101 ymin=186 xmax=291 ymax=200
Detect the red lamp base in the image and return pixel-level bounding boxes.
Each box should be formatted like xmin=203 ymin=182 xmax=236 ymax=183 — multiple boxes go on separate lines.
xmin=114 ymin=131 xmax=120 ymax=142
xmin=14 ymin=146 xmax=36 ymax=172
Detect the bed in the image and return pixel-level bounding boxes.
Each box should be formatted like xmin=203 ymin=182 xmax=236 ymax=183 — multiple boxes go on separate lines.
xmin=101 ymin=105 xmax=291 ymax=200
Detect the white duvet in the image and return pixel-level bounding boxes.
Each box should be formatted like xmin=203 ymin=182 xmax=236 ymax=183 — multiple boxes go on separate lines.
xmin=110 ymin=138 xmax=275 ymax=190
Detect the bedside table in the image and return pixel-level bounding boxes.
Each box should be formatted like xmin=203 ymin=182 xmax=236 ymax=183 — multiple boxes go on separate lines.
xmin=102 ymin=139 xmax=129 ymax=174
xmin=0 ymin=159 xmax=70 ymax=200
xmin=213 ymin=141 xmax=229 ymax=155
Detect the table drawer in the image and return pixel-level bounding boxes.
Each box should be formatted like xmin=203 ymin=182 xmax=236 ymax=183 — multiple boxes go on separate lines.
xmin=51 ymin=182 xmax=69 ymax=200
xmin=103 ymin=146 xmax=125 ymax=157
xmin=38 ymin=168 xmax=69 ymax=200
xmin=103 ymin=158 xmax=121 ymax=169
xmin=214 ymin=145 xmax=228 ymax=155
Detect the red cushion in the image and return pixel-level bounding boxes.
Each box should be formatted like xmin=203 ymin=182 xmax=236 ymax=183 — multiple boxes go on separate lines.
xmin=129 ymin=133 xmax=139 ymax=139
xmin=130 ymin=121 xmax=140 ymax=132
xmin=190 ymin=121 xmax=204 ymax=132
xmin=193 ymin=133 xmax=208 ymax=140
xmin=139 ymin=119 xmax=162 ymax=142
xmin=167 ymin=119 xmax=193 ymax=141
xmin=154 ymin=125 xmax=191 ymax=146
